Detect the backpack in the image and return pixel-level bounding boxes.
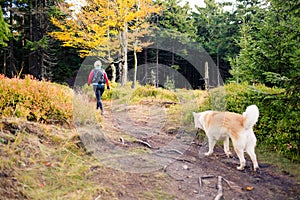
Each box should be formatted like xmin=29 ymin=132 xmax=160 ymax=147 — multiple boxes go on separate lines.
xmin=91 ymin=68 xmax=105 ymax=84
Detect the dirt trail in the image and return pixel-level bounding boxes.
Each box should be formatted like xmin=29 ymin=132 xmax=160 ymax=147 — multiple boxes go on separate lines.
xmin=78 ymin=101 xmax=300 ymax=200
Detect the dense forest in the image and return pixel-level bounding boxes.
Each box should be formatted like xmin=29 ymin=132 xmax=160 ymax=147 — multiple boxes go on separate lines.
xmin=0 ymin=0 xmax=299 ymax=90
xmin=1 ymin=1 xmax=300 ymax=199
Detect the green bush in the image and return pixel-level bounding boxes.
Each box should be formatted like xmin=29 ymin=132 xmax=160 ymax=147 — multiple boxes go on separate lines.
xmin=0 ymin=75 xmax=73 ymax=124
xmin=130 ymin=85 xmax=179 ymax=103
xmin=206 ymin=82 xmax=299 ymax=162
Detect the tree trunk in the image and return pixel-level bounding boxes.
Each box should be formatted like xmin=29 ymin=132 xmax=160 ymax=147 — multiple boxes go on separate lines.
xmin=8 ymin=0 xmax=14 ymax=77
xmin=132 ymin=49 xmax=138 ymax=88
xmin=132 ymin=0 xmax=140 ymax=89
xmin=144 ymin=48 xmax=148 ymax=83
xmin=122 ymin=25 xmax=128 ymax=86
xmin=107 ymin=23 xmax=116 ymax=82
xmin=118 ymin=61 xmax=123 ymax=83
xmin=156 ymin=46 xmax=159 ymax=87
xmin=3 ymin=50 xmax=7 ymax=75
xmin=40 ymin=0 xmax=44 ymax=79
xmin=110 ymin=63 xmax=116 ymax=82
xmin=205 ymin=61 xmax=209 ymax=90
xmin=172 ymin=45 xmax=174 ymax=66
xmin=21 ymin=14 xmax=25 ymax=74
xmin=29 ymin=0 xmax=33 ymax=76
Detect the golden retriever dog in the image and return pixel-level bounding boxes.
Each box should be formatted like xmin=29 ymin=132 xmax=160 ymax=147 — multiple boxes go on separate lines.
xmin=193 ymin=105 xmax=259 ymax=171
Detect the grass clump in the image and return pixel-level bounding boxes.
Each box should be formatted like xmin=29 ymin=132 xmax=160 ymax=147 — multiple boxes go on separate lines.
xmin=73 ymin=91 xmax=102 ymax=126
xmin=130 ymin=85 xmax=179 ymax=104
xmin=0 ymin=118 xmax=104 ymax=200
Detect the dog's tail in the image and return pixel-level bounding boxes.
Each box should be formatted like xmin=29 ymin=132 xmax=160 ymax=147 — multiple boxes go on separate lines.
xmin=243 ymin=105 xmax=259 ymax=129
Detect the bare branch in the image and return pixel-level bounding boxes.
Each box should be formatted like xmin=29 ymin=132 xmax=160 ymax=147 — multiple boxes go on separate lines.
xmin=135 ymin=139 xmax=152 ymax=148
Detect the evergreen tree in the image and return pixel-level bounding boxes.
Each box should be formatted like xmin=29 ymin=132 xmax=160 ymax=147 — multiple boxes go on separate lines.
xmin=156 ymin=0 xmax=196 ymax=39
xmin=0 ymin=6 xmax=10 ymax=47
xmin=229 ymin=0 xmax=300 ymax=87
xmin=193 ymin=0 xmax=240 ymax=81
xmin=148 ymin=0 xmax=197 ymax=87
xmin=0 ymin=0 xmax=62 ymax=80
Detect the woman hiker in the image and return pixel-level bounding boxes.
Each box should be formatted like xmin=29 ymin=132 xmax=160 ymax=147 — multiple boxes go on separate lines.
xmin=88 ymin=60 xmax=110 ymax=115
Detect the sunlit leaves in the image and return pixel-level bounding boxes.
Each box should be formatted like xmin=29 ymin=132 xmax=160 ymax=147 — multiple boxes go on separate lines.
xmin=49 ymin=0 xmax=160 ymax=58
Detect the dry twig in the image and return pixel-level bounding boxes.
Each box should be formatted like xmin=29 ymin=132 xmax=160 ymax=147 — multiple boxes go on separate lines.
xmin=198 ymin=176 xmax=202 ymax=194
xmin=119 ymin=137 xmax=124 ymax=144
xmin=135 ymin=139 xmax=152 ymax=148
xmin=198 ymin=175 xmax=225 ymax=200
xmin=214 ymin=176 xmax=223 ymax=200
xmin=168 ymin=149 xmax=183 ymax=155
xmin=94 ymin=195 xmax=101 ymax=200
xmin=198 ymin=175 xmax=215 ymax=195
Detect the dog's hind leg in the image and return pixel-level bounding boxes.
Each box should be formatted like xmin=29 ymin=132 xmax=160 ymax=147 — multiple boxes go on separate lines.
xmin=205 ymin=137 xmax=216 ymax=156
xmin=246 ymin=147 xmax=259 ymax=171
xmin=235 ymin=147 xmax=246 ymax=170
xmin=223 ymin=136 xmax=232 ymax=157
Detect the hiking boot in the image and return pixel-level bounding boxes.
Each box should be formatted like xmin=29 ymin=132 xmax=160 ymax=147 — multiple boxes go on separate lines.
xmin=101 ymin=110 xmax=104 ymax=115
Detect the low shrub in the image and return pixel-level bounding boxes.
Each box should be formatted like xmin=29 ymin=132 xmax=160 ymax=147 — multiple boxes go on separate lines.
xmin=130 ymin=85 xmax=179 ymax=104
xmin=0 ymin=75 xmax=73 ymax=125
xmin=205 ymin=82 xmax=299 ymax=162
xmin=82 ymin=82 xmax=179 ymax=105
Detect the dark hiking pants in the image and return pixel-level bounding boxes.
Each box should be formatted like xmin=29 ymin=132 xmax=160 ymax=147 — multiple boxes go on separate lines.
xmin=93 ymin=84 xmax=105 ymax=111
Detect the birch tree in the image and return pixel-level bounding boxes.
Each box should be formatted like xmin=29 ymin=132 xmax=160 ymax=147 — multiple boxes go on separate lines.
xmin=49 ymin=0 xmax=160 ymax=85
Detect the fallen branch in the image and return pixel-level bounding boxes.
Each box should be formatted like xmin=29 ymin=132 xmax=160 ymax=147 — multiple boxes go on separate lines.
xmin=198 ymin=177 xmax=202 ymax=194
xmin=140 ymin=100 xmax=178 ymax=107
xmin=167 ymin=149 xmax=183 ymax=155
xmin=222 ymin=177 xmax=232 ymax=189
xmin=198 ymin=175 xmax=215 ymax=195
xmin=155 ymin=149 xmax=183 ymax=155
xmin=201 ymin=175 xmax=215 ymax=179
xmin=153 ymin=152 xmax=192 ymax=163
xmin=198 ymin=175 xmax=225 ymax=199
xmin=134 ymin=139 xmax=152 ymax=148
xmin=175 ymin=158 xmax=193 ymax=163
xmin=214 ymin=176 xmax=223 ymax=200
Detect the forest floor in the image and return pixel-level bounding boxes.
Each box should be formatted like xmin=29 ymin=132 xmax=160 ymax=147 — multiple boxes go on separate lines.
xmin=1 ymin=100 xmax=299 ymax=200
xmin=78 ymin=100 xmax=300 ymax=200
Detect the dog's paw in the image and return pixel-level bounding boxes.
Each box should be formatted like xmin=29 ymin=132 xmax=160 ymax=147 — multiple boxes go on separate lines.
xmin=237 ymin=166 xmax=245 ymax=170
xmin=204 ymin=152 xmax=212 ymax=156
xmin=254 ymin=167 xmax=260 ymax=172
xmin=225 ymin=152 xmax=232 ymax=158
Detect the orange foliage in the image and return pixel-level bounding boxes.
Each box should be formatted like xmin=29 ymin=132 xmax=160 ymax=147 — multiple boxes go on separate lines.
xmin=49 ymin=0 xmax=161 ymax=57
xmin=0 ymin=75 xmax=73 ymax=125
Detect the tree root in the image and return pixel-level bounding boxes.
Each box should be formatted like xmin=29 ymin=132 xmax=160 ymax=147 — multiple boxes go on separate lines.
xmin=199 ymin=175 xmax=231 ymax=200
